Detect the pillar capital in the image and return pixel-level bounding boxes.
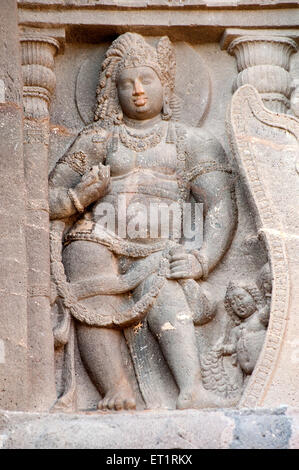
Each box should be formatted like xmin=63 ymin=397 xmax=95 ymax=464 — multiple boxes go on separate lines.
xmin=221 ymin=28 xmax=299 ymax=49
xmin=221 ymin=29 xmax=298 ymax=113
xmin=20 ymin=28 xmax=64 ymax=119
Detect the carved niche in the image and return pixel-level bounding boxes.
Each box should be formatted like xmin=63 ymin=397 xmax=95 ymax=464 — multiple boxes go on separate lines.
xmin=47 ymin=33 xmax=293 ymax=413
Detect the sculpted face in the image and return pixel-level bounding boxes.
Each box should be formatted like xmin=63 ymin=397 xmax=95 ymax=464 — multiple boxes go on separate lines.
xmin=117 ymin=66 xmax=164 ymax=120
xmin=228 ymin=287 xmax=256 ymax=319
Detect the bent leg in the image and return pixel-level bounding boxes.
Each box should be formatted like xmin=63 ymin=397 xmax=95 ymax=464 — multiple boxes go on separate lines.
xmin=63 ymin=241 xmax=136 ymax=410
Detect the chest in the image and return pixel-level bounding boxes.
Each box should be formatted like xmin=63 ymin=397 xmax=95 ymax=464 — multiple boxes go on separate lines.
xmin=238 ymin=317 xmax=263 ymax=337
xmin=106 ymin=140 xmax=180 ymax=177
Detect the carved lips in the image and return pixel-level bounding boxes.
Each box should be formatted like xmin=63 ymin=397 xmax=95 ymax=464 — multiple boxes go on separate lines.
xmin=133 ymin=96 xmax=148 ymax=107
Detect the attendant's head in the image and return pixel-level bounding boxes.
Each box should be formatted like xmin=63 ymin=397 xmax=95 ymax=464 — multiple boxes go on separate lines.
xmin=224 ymin=282 xmax=263 ymax=324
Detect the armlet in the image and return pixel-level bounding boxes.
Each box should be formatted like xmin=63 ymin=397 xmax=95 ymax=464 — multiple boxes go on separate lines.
xmin=187 ymin=161 xmax=233 ymax=182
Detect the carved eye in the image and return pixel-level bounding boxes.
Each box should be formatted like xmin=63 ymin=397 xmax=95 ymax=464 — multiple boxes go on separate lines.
xmin=119 ymin=80 xmax=132 ymax=90
xmin=141 ymin=75 xmax=153 ymax=85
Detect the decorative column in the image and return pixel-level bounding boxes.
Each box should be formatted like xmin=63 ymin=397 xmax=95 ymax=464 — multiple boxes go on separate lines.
xmin=21 ymin=35 xmax=59 ymax=118
xmin=225 ymin=35 xmax=297 ymax=114
xmin=20 ymin=33 xmax=60 ymax=410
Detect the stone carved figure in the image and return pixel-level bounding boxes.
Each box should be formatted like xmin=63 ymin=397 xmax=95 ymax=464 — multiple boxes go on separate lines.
xmin=214 ymin=278 xmax=270 ymax=386
xmin=49 ymin=33 xmax=237 ymax=411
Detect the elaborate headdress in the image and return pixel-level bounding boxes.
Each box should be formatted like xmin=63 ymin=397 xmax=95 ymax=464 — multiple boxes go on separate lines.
xmin=94 ymin=33 xmax=176 ymax=125
xmin=224 ymin=281 xmax=264 ymax=325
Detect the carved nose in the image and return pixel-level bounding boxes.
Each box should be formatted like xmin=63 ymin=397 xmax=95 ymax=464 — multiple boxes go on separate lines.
xmin=133 ymin=79 xmax=144 ymax=95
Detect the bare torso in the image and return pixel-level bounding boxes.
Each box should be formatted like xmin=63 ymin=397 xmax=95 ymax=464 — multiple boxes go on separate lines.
xmin=92 ymin=123 xmax=185 ymax=243
xmin=235 ymin=315 xmax=267 ymax=375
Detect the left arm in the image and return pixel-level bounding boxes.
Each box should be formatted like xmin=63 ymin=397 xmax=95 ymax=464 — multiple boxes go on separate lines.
xmin=168 ymin=128 xmax=237 ymax=280
xmin=190 ymin=136 xmax=237 ymax=276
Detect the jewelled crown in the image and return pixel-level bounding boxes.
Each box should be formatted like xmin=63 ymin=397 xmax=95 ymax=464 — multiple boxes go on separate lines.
xmin=117 ymin=36 xmax=165 ymax=86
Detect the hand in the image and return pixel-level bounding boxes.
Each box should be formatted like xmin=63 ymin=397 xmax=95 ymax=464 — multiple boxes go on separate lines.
xmin=213 ymin=340 xmax=224 ymax=355
xmin=73 ymin=164 xmax=110 ymax=209
xmin=167 ymin=246 xmax=203 ymax=280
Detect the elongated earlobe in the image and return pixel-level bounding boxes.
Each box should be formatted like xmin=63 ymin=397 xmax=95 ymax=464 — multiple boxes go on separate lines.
xmin=161 ymin=88 xmax=172 ymax=121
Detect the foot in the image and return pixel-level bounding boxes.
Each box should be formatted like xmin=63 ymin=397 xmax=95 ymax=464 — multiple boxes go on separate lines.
xmin=97 ymin=382 xmax=136 ymax=411
xmin=176 ymin=383 xmax=238 ymax=410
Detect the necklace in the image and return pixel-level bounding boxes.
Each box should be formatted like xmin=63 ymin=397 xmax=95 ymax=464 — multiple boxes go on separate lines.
xmin=119 ymin=122 xmax=164 ymax=152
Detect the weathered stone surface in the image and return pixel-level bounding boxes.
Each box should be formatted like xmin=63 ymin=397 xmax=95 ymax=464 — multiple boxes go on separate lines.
xmin=18 ymin=1 xmax=299 ymax=38
xmin=0 ymin=0 xmax=28 ymax=411
xmin=49 ymin=31 xmax=246 ymax=413
xmin=0 ymin=0 xmax=298 ymax=451
xmin=287 ymin=407 xmax=299 ymax=449
xmin=228 ymin=85 xmax=299 ymax=408
xmin=230 ymin=408 xmax=292 ymax=449
xmin=0 ymin=407 xmax=298 ymax=449
xmin=226 ymin=35 xmax=297 ymax=113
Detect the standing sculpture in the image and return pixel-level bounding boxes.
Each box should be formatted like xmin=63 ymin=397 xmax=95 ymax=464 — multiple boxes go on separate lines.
xmin=216 ymin=281 xmax=270 ymax=382
xmin=49 ymin=33 xmax=237 ymax=411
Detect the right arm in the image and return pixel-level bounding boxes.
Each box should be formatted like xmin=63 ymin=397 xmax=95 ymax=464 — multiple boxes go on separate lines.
xmin=49 ymin=126 xmax=110 ymax=220
xmin=214 ymin=327 xmax=239 ymax=356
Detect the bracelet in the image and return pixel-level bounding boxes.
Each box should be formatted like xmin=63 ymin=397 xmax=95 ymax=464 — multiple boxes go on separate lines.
xmin=68 ymin=188 xmax=84 ymax=214
xmin=190 ymin=250 xmax=209 ymax=280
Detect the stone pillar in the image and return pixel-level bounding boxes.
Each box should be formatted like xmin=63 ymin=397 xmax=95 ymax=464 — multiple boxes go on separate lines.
xmin=0 ymin=0 xmax=28 ymax=411
xmin=20 ymin=33 xmax=60 ymax=410
xmin=21 ymin=35 xmax=59 ymax=119
xmin=224 ymin=34 xmax=297 ymax=113
xmin=290 ymin=61 xmax=299 ymax=118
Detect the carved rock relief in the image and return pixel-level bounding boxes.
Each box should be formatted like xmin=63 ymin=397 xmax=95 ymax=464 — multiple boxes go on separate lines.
xmin=47 ymin=34 xmax=297 ymax=412
xmin=228 ymin=84 xmax=299 ymax=408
